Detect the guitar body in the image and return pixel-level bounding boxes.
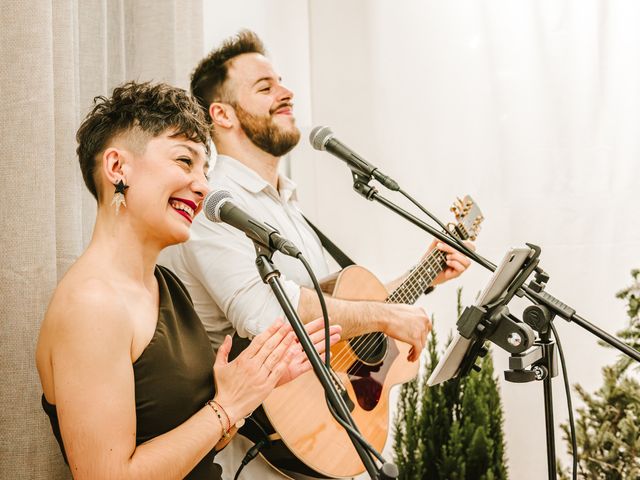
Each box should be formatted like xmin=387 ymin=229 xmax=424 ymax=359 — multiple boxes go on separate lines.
xmin=260 ymin=266 xmax=419 ymax=478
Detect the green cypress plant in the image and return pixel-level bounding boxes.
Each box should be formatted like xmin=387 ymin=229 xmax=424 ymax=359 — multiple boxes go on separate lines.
xmin=559 ymin=269 xmax=640 ymax=479
xmin=394 ymin=288 xmax=508 ymax=480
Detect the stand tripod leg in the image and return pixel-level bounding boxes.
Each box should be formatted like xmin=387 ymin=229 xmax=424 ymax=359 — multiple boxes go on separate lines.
xmin=543 ymin=375 xmax=557 ymax=479
xmin=541 ymin=341 xmax=557 ymax=479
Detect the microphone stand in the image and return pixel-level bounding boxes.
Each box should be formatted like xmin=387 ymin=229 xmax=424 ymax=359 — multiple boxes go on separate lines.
xmin=251 ymin=240 xmax=396 ymax=480
xmin=346 ymin=166 xmax=640 ymax=479
xmin=348 ymin=167 xmax=640 ymax=363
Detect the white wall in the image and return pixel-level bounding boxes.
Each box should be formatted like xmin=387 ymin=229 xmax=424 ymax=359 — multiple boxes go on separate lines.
xmin=202 ymin=1 xmax=640 ymax=478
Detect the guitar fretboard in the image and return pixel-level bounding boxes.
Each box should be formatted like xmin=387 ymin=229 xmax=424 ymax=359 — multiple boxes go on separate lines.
xmin=385 ymin=245 xmax=449 ymax=305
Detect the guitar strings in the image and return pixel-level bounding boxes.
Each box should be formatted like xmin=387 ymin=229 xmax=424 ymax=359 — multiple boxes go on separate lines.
xmin=327 ymin=250 xmax=446 ymax=375
xmin=327 ymin=248 xmax=449 ymax=374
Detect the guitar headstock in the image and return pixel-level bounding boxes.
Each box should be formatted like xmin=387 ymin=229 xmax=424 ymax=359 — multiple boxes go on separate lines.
xmin=450 ymin=195 xmax=484 ymax=241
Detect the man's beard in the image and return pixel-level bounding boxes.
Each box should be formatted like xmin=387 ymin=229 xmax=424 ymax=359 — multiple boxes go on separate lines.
xmin=233 ymin=102 xmax=301 ymax=157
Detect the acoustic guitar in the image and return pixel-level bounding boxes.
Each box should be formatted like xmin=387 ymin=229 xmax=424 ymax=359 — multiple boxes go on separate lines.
xmin=237 ymin=196 xmax=484 ymax=478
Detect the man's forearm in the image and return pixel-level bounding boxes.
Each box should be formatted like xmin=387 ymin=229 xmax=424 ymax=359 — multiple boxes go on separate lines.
xmin=297 ymin=286 xmax=432 ymax=362
xmin=297 ymin=287 xmax=386 ymax=339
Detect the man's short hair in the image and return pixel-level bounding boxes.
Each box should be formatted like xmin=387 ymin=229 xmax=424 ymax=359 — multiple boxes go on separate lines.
xmin=76 ymin=81 xmax=211 ymax=200
xmin=190 ymin=29 xmax=266 ymax=121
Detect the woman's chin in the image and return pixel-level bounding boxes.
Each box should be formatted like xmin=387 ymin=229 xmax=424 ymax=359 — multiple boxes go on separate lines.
xmin=164 ymin=228 xmax=191 ymax=248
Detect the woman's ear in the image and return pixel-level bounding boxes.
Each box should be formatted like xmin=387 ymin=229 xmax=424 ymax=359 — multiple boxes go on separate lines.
xmin=102 ymin=148 xmax=128 ymax=185
xmin=209 ymin=102 xmax=235 ymax=130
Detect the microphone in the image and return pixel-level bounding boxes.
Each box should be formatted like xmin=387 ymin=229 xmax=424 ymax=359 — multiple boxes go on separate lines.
xmin=309 ymin=126 xmax=400 ymax=191
xmin=203 ymin=190 xmax=301 ymax=257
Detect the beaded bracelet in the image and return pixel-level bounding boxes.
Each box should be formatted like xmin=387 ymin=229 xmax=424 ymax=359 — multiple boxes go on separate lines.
xmin=207 ymin=400 xmax=231 ymax=438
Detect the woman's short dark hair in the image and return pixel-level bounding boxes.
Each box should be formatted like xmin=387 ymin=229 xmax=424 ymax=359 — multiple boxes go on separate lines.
xmin=190 ymin=30 xmax=266 ymax=121
xmin=76 ymin=81 xmax=211 ymax=200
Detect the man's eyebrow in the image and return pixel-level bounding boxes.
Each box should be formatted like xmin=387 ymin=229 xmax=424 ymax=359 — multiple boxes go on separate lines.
xmin=252 ymin=76 xmax=281 ymax=87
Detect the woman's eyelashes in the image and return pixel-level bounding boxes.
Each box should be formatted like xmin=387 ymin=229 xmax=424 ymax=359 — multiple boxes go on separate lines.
xmin=177 ymin=157 xmax=193 ymax=169
xmin=177 ymin=156 xmax=209 ymax=182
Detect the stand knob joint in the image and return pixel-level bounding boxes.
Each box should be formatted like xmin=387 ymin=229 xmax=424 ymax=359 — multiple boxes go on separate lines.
xmin=507 ymin=332 xmax=522 ymax=347
xmin=523 ymin=304 xmax=553 ymax=334
xmin=532 ymin=365 xmax=548 ymax=381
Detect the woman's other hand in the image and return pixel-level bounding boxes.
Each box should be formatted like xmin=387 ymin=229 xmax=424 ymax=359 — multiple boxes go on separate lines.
xmin=212 ymin=320 xmax=296 ymax=426
xmin=275 ymin=317 xmax=341 ymax=387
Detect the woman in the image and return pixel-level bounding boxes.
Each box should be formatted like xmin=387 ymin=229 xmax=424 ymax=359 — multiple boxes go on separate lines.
xmin=35 ymin=81 xmax=340 ymax=479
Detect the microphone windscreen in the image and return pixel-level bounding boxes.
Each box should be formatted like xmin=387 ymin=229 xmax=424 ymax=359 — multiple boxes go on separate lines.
xmin=203 ymin=189 xmax=233 ymax=223
xmin=309 ymin=126 xmax=333 ymax=151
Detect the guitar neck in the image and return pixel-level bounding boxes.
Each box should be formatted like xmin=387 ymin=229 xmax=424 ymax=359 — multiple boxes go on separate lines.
xmin=386 ymin=244 xmax=450 ymax=305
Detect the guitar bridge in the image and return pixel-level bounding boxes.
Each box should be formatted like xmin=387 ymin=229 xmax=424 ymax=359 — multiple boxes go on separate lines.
xmin=328 ymin=368 xmax=355 ymax=412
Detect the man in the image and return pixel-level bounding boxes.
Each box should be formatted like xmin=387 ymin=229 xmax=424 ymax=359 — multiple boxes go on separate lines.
xmin=160 ymin=30 xmax=471 ymax=479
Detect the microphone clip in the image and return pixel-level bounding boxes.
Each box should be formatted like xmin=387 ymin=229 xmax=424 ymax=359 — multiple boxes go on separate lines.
xmin=351 ymin=169 xmax=379 ymax=201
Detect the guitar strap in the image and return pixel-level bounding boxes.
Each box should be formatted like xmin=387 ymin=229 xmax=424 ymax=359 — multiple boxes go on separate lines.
xmin=302 ymin=215 xmax=355 ymax=269
xmin=303 ymin=216 xmax=435 ymax=294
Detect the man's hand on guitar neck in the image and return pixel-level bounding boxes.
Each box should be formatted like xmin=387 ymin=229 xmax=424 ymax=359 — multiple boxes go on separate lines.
xmin=383 ymin=240 xmax=473 ymax=293
xmin=429 ymin=240 xmax=474 ymax=286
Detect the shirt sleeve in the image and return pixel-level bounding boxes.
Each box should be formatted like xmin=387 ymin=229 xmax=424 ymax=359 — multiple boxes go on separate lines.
xmin=181 ymin=215 xmax=302 ymax=339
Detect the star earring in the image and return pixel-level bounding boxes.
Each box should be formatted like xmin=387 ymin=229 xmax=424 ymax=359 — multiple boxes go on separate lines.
xmin=111 ymin=179 xmax=129 ymax=215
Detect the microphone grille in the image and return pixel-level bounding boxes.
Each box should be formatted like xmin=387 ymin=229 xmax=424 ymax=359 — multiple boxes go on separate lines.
xmin=203 ymin=189 xmax=233 ymax=223
xmin=309 ymin=126 xmax=333 ymax=151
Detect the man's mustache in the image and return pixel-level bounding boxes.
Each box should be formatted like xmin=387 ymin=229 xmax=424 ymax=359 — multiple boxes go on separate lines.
xmin=270 ymin=102 xmax=294 ymax=115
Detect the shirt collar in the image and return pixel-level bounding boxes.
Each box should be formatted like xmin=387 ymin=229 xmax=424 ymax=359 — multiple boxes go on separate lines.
xmin=215 ymin=155 xmax=298 ymax=202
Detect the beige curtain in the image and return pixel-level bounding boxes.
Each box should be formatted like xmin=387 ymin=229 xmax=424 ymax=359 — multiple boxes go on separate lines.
xmin=0 ymin=1 xmax=203 ymax=477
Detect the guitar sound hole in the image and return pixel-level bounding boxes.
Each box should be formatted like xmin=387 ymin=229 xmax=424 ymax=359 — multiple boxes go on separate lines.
xmin=347 ymin=337 xmax=399 ymax=411
xmin=348 ymin=332 xmax=387 ymax=365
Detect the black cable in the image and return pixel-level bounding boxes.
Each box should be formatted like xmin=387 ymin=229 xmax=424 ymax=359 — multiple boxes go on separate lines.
xmin=550 ymin=322 xmax=578 ymax=480
xmin=396 ymin=188 xmax=495 ymax=270
xmin=398 ymin=188 xmax=450 ymax=233
xmin=246 ymin=415 xmax=270 ymax=438
xmin=233 ymin=438 xmax=268 ymax=480
xmin=324 ymin=394 xmax=386 ymax=463
xmin=232 ymin=417 xmax=271 ymax=480
xmin=297 ymin=253 xmax=387 ymax=465
xmin=297 ymin=254 xmax=331 ymax=367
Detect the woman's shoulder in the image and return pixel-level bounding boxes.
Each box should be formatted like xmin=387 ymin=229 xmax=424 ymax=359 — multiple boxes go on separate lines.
xmin=57 ymin=261 xmax=124 ymax=307
xmin=37 ymin=261 xmax=135 ymax=400
xmin=43 ymin=263 xmax=132 ymax=342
